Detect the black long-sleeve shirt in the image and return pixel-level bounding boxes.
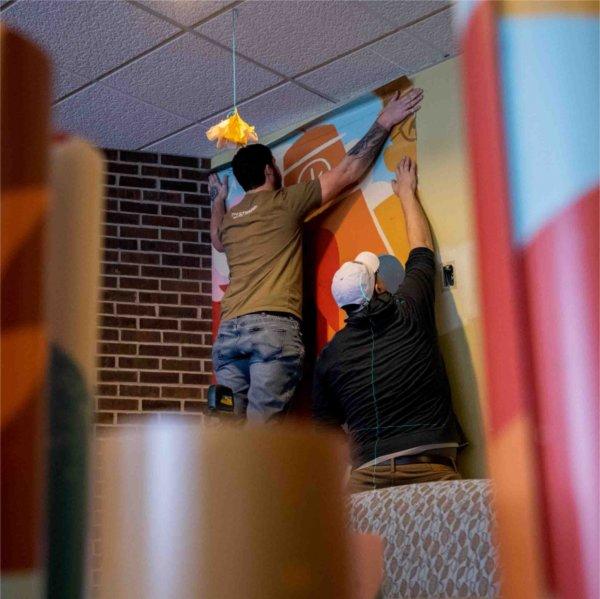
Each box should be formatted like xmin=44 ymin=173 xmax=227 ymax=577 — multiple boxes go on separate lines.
xmin=313 ymin=248 xmax=463 ymax=467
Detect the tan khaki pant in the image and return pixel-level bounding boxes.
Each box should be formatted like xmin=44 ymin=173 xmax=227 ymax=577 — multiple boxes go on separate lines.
xmin=349 ymin=460 xmax=461 ymax=494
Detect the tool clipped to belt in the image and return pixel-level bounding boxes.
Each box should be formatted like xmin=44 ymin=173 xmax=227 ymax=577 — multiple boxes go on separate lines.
xmin=208 ymin=384 xmax=236 ymax=414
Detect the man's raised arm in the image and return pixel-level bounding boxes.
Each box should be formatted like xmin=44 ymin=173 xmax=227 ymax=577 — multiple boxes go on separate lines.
xmin=209 ymin=172 xmax=229 ymax=252
xmin=318 ymin=87 xmax=423 ymax=205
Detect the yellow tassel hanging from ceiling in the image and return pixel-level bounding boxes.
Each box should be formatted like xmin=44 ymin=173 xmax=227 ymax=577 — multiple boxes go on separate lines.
xmin=206 ymin=108 xmax=258 ymax=149
xmin=206 ymin=9 xmax=258 ymax=149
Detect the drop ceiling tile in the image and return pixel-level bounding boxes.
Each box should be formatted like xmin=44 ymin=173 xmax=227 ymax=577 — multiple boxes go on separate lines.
xmin=296 ymin=47 xmax=403 ymax=103
xmin=145 ymin=123 xmax=218 ymax=158
xmin=363 ymin=0 xmax=450 ymax=28
xmin=53 ymin=67 xmax=87 ymax=100
xmin=54 ymin=83 xmax=190 ymax=149
xmin=104 ymin=33 xmax=280 ymax=121
xmin=369 ymin=29 xmax=445 ymax=74
xmin=226 ymin=82 xmax=335 ymax=140
xmin=407 ymin=9 xmax=459 ymax=57
xmin=0 ymin=0 xmax=179 ymax=79
xmin=137 ymin=0 xmax=236 ymax=27
xmin=197 ymin=0 xmax=395 ymax=77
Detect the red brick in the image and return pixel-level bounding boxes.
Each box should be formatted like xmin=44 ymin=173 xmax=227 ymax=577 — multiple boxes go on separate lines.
xmin=120 ymin=176 xmax=156 ymax=189
xmin=160 ymin=228 xmax=198 ymax=242
xmin=141 ymin=240 xmax=179 ymax=253
xmin=183 ymin=268 xmax=211 ymax=281
xmin=181 ymin=218 xmax=205 ymax=229
xmin=107 ymin=161 xmax=138 ymax=175
xmin=141 ymin=265 xmax=180 ymax=279
xmin=180 ymin=169 xmax=207 ymax=182
xmin=200 ymin=232 xmax=211 ymax=244
xmin=161 ymin=255 xmax=200 ymax=268
xmin=98 ymin=398 xmax=139 ymax=411
xmin=121 ymin=201 xmax=159 ymax=215
xmin=183 ymin=193 xmax=210 ymax=206
xmin=120 ymin=151 xmax=158 ymax=164
xmin=181 ymin=346 xmax=212 ymax=359
xmin=97 ymin=384 xmax=118 ymax=396
xmin=182 ymin=373 xmax=211 ymax=385
xmin=200 ymin=307 xmax=212 ymax=319
xmin=182 ymin=242 xmax=211 ymax=256
xmin=119 ymin=357 xmax=159 ymax=369
xmin=160 ymin=280 xmax=199 ymax=293
xmin=99 ymin=342 xmax=137 ymax=355
xmin=120 ymin=251 xmax=160 ymax=265
xmin=161 ymin=155 xmax=198 ymax=168
xmin=98 ymin=370 xmax=137 ymax=383
xmin=104 ymin=225 xmax=118 ymax=237
xmin=183 ymin=400 xmax=205 ymax=412
xmin=201 ymin=282 xmax=211 ymax=294
xmin=138 ymin=291 xmax=179 ymax=305
xmin=143 ymin=191 xmax=181 ymax=203
xmin=105 ymin=238 xmax=138 ymax=250
xmin=106 ymin=199 xmax=119 ymax=210
xmin=120 ymin=277 xmax=159 ymax=291
xmin=95 ymin=412 xmax=115 ymax=424
xmin=116 ymin=413 xmax=159 ymax=424
xmin=141 ymin=165 xmax=179 ymax=178
xmin=140 ymin=371 xmax=179 ymax=384
xmin=141 ymin=399 xmax=180 ymax=411
xmin=139 ymin=317 xmax=178 ymax=330
xmin=158 ymin=306 xmax=197 ymax=319
xmin=180 ymin=320 xmax=211 ymax=332
xmin=101 ymin=316 xmax=136 ymax=329
xmin=162 ymin=204 xmax=198 ymax=218
xmin=106 ymin=211 xmax=140 ymax=225
xmin=120 ymin=226 xmax=159 ymax=240
xmin=142 ymin=215 xmax=179 ymax=228
xmin=106 ymin=187 xmax=141 ymax=200
xmin=203 ymin=359 xmax=213 ymax=371
xmin=101 ymin=276 xmax=118 ymax=288
xmin=162 ymin=359 xmax=201 ymax=371
xmin=180 ymin=294 xmax=210 ymax=306
xmin=161 ymin=386 xmax=203 ymax=399
xmin=103 ymin=263 xmax=139 ymax=276
xmin=103 ymin=250 xmax=119 ymax=262
xmin=121 ymin=330 xmax=161 ymax=343
xmin=138 ymin=344 xmax=179 ymax=357
xmin=119 ymin=385 xmax=160 ymax=398
xmin=163 ymin=332 xmax=204 ymax=344
xmin=103 ymin=290 xmax=137 ymax=302
xmin=99 ymin=356 xmax=116 ymax=368
xmin=201 ymin=207 xmax=211 ymax=220
xmin=100 ymin=302 xmax=114 ymax=315
xmin=116 ymin=304 xmax=156 ymax=316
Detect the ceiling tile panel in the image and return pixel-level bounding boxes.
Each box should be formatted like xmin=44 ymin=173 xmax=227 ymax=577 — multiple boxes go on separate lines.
xmin=222 ymin=82 xmax=335 ymax=141
xmin=104 ymin=33 xmax=281 ymax=121
xmin=364 ymin=0 xmax=450 ymax=27
xmin=0 ymin=0 xmax=179 ymax=79
xmin=145 ymin=123 xmax=218 ymax=158
xmin=54 ymin=83 xmax=190 ymax=149
xmin=196 ymin=0 xmax=394 ymax=77
xmin=407 ymin=9 xmax=459 ymax=58
xmin=149 ymin=82 xmax=335 ymax=157
xmin=369 ymin=29 xmax=445 ymax=75
xmin=137 ymin=0 xmax=236 ymax=27
xmin=296 ymin=47 xmax=403 ymax=103
xmin=53 ymin=67 xmax=87 ymax=100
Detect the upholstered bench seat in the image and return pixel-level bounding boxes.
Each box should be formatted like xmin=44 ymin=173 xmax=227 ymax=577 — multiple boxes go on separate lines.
xmin=349 ymin=480 xmax=500 ymax=598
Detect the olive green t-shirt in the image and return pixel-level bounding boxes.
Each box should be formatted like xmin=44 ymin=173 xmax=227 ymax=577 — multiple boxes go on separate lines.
xmin=218 ymin=180 xmax=322 ymax=321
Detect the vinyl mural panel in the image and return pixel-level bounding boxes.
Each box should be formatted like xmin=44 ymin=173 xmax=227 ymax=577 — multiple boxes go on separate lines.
xmin=212 ymin=78 xmax=416 ymax=366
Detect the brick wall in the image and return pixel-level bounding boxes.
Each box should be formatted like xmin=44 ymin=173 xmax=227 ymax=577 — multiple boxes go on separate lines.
xmin=96 ymin=149 xmax=214 ymax=430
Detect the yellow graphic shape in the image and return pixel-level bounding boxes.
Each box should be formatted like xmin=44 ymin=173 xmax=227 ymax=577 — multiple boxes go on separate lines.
xmin=373 ymin=194 xmax=411 ymax=263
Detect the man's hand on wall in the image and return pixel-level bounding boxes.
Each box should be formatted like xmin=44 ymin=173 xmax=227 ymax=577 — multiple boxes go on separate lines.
xmin=208 ymin=172 xmax=229 ymax=203
xmin=377 ymin=88 xmax=424 ymax=131
xmin=391 ymin=156 xmax=418 ymax=200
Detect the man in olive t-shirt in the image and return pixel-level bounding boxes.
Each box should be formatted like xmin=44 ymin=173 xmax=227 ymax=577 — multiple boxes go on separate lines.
xmin=209 ymin=88 xmax=424 ymax=423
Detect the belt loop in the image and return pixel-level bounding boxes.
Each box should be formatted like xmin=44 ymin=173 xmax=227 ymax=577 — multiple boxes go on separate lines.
xmin=390 ymin=458 xmax=396 ymax=473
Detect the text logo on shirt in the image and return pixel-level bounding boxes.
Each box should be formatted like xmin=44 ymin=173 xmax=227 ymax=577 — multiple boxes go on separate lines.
xmin=231 ymin=205 xmax=258 ymax=220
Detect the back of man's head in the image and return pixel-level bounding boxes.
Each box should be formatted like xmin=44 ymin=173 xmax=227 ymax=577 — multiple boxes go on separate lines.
xmin=232 ymin=144 xmax=274 ymax=191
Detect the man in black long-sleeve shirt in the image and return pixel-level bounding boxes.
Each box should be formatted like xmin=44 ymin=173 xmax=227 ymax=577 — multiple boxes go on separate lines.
xmin=313 ymin=157 xmax=463 ymax=493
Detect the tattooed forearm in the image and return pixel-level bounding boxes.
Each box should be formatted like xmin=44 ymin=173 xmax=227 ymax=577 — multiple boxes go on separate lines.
xmin=209 ymin=185 xmax=218 ymax=201
xmin=348 ymin=121 xmax=389 ymax=163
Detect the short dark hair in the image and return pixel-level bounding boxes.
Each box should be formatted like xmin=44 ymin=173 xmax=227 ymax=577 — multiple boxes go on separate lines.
xmin=231 ymin=144 xmax=274 ymax=191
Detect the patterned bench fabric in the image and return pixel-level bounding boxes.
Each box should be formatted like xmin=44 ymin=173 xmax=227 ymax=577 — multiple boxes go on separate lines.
xmin=349 ymin=480 xmax=500 ymax=598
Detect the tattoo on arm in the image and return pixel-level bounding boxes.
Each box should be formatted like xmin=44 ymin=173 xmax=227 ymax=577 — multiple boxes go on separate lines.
xmin=348 ymin=121 xmax=389 ymax=163
xmin=209 ymin=185 xmax=218 ymax=201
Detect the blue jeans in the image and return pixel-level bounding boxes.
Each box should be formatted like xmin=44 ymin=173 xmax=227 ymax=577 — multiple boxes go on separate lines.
xmin=213 ymin=313 xmax=305 ymax=423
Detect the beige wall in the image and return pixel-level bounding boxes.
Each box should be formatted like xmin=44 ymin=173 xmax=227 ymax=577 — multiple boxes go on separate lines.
xmin=414 ymin=57 xmax=487 ymax=478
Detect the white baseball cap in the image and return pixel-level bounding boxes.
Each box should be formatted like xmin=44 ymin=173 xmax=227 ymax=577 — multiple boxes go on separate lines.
xmin=331 ymin=251 xmax=380 ymax=309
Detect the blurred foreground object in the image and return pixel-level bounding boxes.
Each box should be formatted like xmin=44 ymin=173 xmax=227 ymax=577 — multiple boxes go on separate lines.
xmin=457 ymin=2 xmax=598 ymax=598
xmin=1 ymin=24 xmax=50 ymax=599
xmin=46 ymin=137 xmax=102 ymax=598
xmin=97 ymin=424 xmax=352 ymax=599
